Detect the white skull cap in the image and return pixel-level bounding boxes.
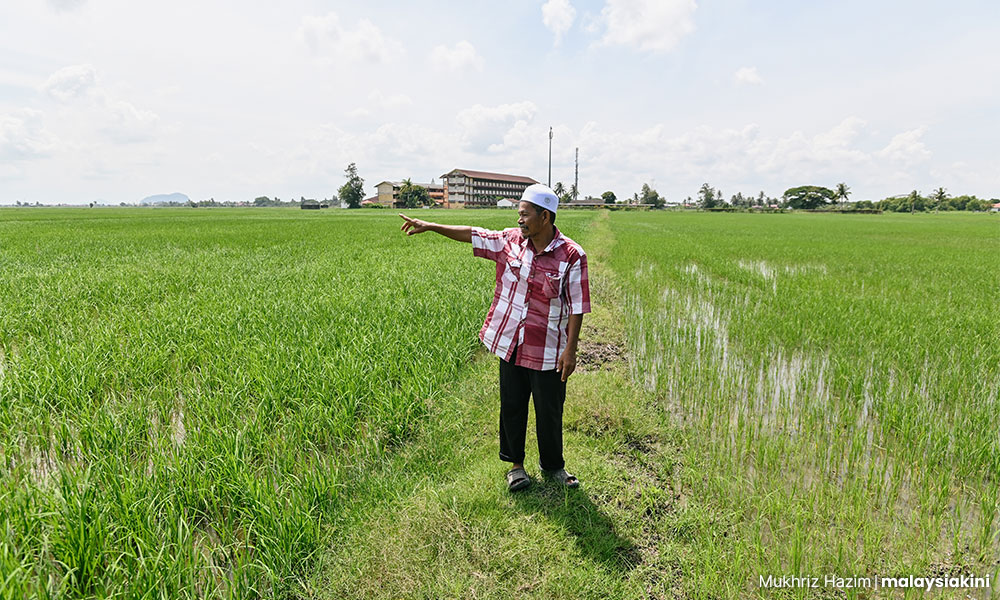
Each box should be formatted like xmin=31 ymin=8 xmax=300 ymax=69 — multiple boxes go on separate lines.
xmin=520 ymin=183 xmax=559 ymax=214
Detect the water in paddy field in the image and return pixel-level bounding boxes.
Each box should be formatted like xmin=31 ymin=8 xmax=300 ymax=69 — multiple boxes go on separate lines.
xmin=611 ymin=212 xmax=1000 ymax=586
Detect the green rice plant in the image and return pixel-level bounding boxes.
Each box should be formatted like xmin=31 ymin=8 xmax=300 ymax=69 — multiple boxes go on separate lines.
xmin=0 ymin=207 xmax=600 ymax=598
xmin=610 ymin=211 xmax=999 ymax=596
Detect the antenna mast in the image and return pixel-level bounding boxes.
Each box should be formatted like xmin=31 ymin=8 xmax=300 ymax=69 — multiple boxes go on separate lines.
xmin=548 ymin=127 xmax=553 ymax=187
xmin=573 ymin=147 xmax=579 ymax=202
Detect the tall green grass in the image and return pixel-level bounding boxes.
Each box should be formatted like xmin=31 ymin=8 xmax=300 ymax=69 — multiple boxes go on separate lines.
xmin=610 ymin=212 xmax=1000 ymax=596
xmin=0 ymin=207 xmax=550 ymax=598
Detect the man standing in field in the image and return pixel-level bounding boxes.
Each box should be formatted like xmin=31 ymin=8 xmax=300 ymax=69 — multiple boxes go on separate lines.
xmin=399 ymin=184 xmax=590 ymax=491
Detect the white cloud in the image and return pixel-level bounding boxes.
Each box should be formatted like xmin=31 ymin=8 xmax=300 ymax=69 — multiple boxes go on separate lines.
xmin=430 ymin=41 xmax=484 ymax=72
xmin=47 ymin=0 xmax=86 ymax=11
xmin=753 ymin=120 xmax=870 ymax=178
xmin=0 ymin=163 xmax=23 ymax=180
xmin=299 ymin=13 xmax=403 ymax=64
xmin=456 ymin=101 xmax=538 ymax=152
xmin=527 ymin=117 xmax=941 ymax=201
xmin=347 ymin=90 xmax=412 ymax=119
xmin=1 ymin=1 xmax=992 ymax=204
xmin=368 ymin=90 xmax=412 ymax=109
xmin=581 ymin=11 xmax=602 ymax=34
xmin=542 ymin=0 xmax=577 ymax=45
xmin=42 ymin=64 xmax=98 ymax=101
xmin=814 ymin=116 xmax=866 ymax=149
xmin=0 ymin=109 xmax=57 ymax=160
xmin=596 ymin=0 xmax=696 ymax=53
xmin=242 ymin=121 xmax=458 ymax=190
xmin=877 ymin=127 xmax=930 ymax=166
xmin=37 ymin=65 xmax=161 ymax=145
xmin=734 ymin=66 xmax=763 ymax=86
xmin=100 ymin=97 xmax=160 ymax=143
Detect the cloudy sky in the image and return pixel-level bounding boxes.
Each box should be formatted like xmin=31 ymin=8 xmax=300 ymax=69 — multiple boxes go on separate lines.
xmin=1 ymin=0 xmax=998 ymax=205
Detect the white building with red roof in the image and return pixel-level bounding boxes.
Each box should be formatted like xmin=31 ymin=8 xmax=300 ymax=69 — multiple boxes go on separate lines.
xmin=440 ymin=168 xmax=539 ymax=208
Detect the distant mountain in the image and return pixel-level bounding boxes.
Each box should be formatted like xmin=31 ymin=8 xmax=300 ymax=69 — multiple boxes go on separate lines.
xmin=140 ymin=192 xmax=191 ymax=205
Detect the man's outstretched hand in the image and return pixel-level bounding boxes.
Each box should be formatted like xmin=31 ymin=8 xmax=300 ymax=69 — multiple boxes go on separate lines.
xmin=399 ymin=216 xmax=472 ymax=243
xmin=399 ymin=214 xmax=432 ymax=235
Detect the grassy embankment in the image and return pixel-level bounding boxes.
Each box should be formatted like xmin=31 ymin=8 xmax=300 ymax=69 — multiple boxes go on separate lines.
xmin=315 ymin=209 xmax=698 ymax=599
xmin=317 ymin=210 xmax=999 ymax=599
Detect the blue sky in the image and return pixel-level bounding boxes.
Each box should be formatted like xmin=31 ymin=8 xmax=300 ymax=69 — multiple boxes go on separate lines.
xmin=1 ymin=0 xmax=998 ymax=204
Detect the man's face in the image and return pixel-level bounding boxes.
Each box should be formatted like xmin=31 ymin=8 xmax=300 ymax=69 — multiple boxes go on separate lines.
xmin=518 ymin=201 xmax=547 ymax=237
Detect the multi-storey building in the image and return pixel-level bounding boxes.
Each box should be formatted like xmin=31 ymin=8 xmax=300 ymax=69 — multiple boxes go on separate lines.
xmin=440 ymin=169 xmax=539 ymax=208
xmin=375 ymin=180 xmax=446 ymax=207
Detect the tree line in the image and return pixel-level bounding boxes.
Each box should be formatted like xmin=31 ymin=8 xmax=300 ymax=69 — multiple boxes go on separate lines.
xmin=601 ymin=182 xmax=996 ymax=212
xmin=323 ymin=164 xmax=1000 ymax=213
xmin=776 ymin=184 xmax=994 ymax=212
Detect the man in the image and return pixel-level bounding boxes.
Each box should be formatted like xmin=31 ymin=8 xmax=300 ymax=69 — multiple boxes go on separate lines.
xmin=399 ymin=184 xmax=590 ymax=491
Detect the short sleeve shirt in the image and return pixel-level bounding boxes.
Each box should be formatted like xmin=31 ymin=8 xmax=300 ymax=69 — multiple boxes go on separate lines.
xmin=471 ymin=225 xmax=590 ymax=371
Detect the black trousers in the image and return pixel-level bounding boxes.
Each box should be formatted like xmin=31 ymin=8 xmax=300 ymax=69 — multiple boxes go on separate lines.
xmin=498 ymin=346 xmax=567 ymax=471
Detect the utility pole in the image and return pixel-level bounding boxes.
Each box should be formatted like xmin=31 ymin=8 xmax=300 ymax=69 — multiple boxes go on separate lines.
xmin=573 ymin=147 xmax=579 ymax=202
xmin=548 ymin=127 xmax=553 ymax=188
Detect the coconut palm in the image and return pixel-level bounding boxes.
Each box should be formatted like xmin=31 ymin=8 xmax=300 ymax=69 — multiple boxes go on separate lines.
xmin=931 ymin=187 xmax=948 ymax=212
xmin=835 ymin=182 xmax=851 ymax=208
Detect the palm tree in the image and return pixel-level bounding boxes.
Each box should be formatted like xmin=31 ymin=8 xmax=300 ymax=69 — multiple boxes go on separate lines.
xmin=698 ymin=183 xmax=716 ymax=209
xmin=399 ymin=178 xmax=417 ymax=208
xmin=835 ymin=182 xmax=851 ymax=208
xmin=553 ymin=182 xmax=565 ymax=197
xmin=931 ymin=187 xmax=947 ymax=212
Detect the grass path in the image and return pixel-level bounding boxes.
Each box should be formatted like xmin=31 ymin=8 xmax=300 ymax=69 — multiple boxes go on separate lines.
xmin=310 ymin=211 xmax=706 ymax=599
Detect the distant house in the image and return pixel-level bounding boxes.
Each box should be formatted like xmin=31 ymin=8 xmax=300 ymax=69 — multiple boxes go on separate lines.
xmin=375 ymin=181 xmax=445 ymax=208
xmin=991 ymin=202 xmax=1000 ymax=213
xmin=496 ymin=198 xmax=515 ymax=208
xmin=440 ymin=168 xmax=538 ymax=208
xmin=300 ymin=199 xmax=320 ymax=210
xmin=564 ymin=196 xmax=604 ymax=208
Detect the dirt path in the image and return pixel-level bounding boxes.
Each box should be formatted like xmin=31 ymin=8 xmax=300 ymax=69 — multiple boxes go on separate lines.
xmin=311 ymin=211 xmax=691 ymax=599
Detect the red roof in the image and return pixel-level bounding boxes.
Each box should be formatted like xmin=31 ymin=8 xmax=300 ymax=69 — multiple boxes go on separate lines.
xmin=441 ymin=168 xmax=538 ymax=185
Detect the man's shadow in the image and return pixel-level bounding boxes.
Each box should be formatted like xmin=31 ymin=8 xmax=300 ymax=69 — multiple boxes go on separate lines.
xmin=509 ymin=481 xmax=641 ymax=573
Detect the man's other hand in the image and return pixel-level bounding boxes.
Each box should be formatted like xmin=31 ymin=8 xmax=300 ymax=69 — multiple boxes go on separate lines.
xmin=399 ymin=214 xmax=432 ymax=235
xmin=557 ymin=348 xmax=577 ymax=382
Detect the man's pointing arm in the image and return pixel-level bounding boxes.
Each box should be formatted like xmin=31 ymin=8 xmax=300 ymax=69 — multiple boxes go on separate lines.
xmin=399 ymin=213 xmax=472 ymax=243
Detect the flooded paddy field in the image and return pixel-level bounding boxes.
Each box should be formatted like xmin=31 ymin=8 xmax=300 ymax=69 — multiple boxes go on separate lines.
xmin=611 ymin=211 xmax=999 ymax=596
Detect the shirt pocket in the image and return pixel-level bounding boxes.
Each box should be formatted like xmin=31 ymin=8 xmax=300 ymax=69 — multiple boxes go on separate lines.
xmin=502 ymin=258 xmax=521 ymax=284
xmin=536 ymin=268 xmax=562 ymax=299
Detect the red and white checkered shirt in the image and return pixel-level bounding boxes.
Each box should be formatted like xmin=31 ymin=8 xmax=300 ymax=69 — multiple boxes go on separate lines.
xmin=472 ymin=226 xmax=591 ymax=371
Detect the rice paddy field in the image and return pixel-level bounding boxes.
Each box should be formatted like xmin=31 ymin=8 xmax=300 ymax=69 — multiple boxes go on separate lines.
xmin=0 ymin=208 xmax=516 ymax=598
xmin=611 ymin=211 xmax=1000 ymax=596
xmin=1 ymin=207 xmax=998 ymax=598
